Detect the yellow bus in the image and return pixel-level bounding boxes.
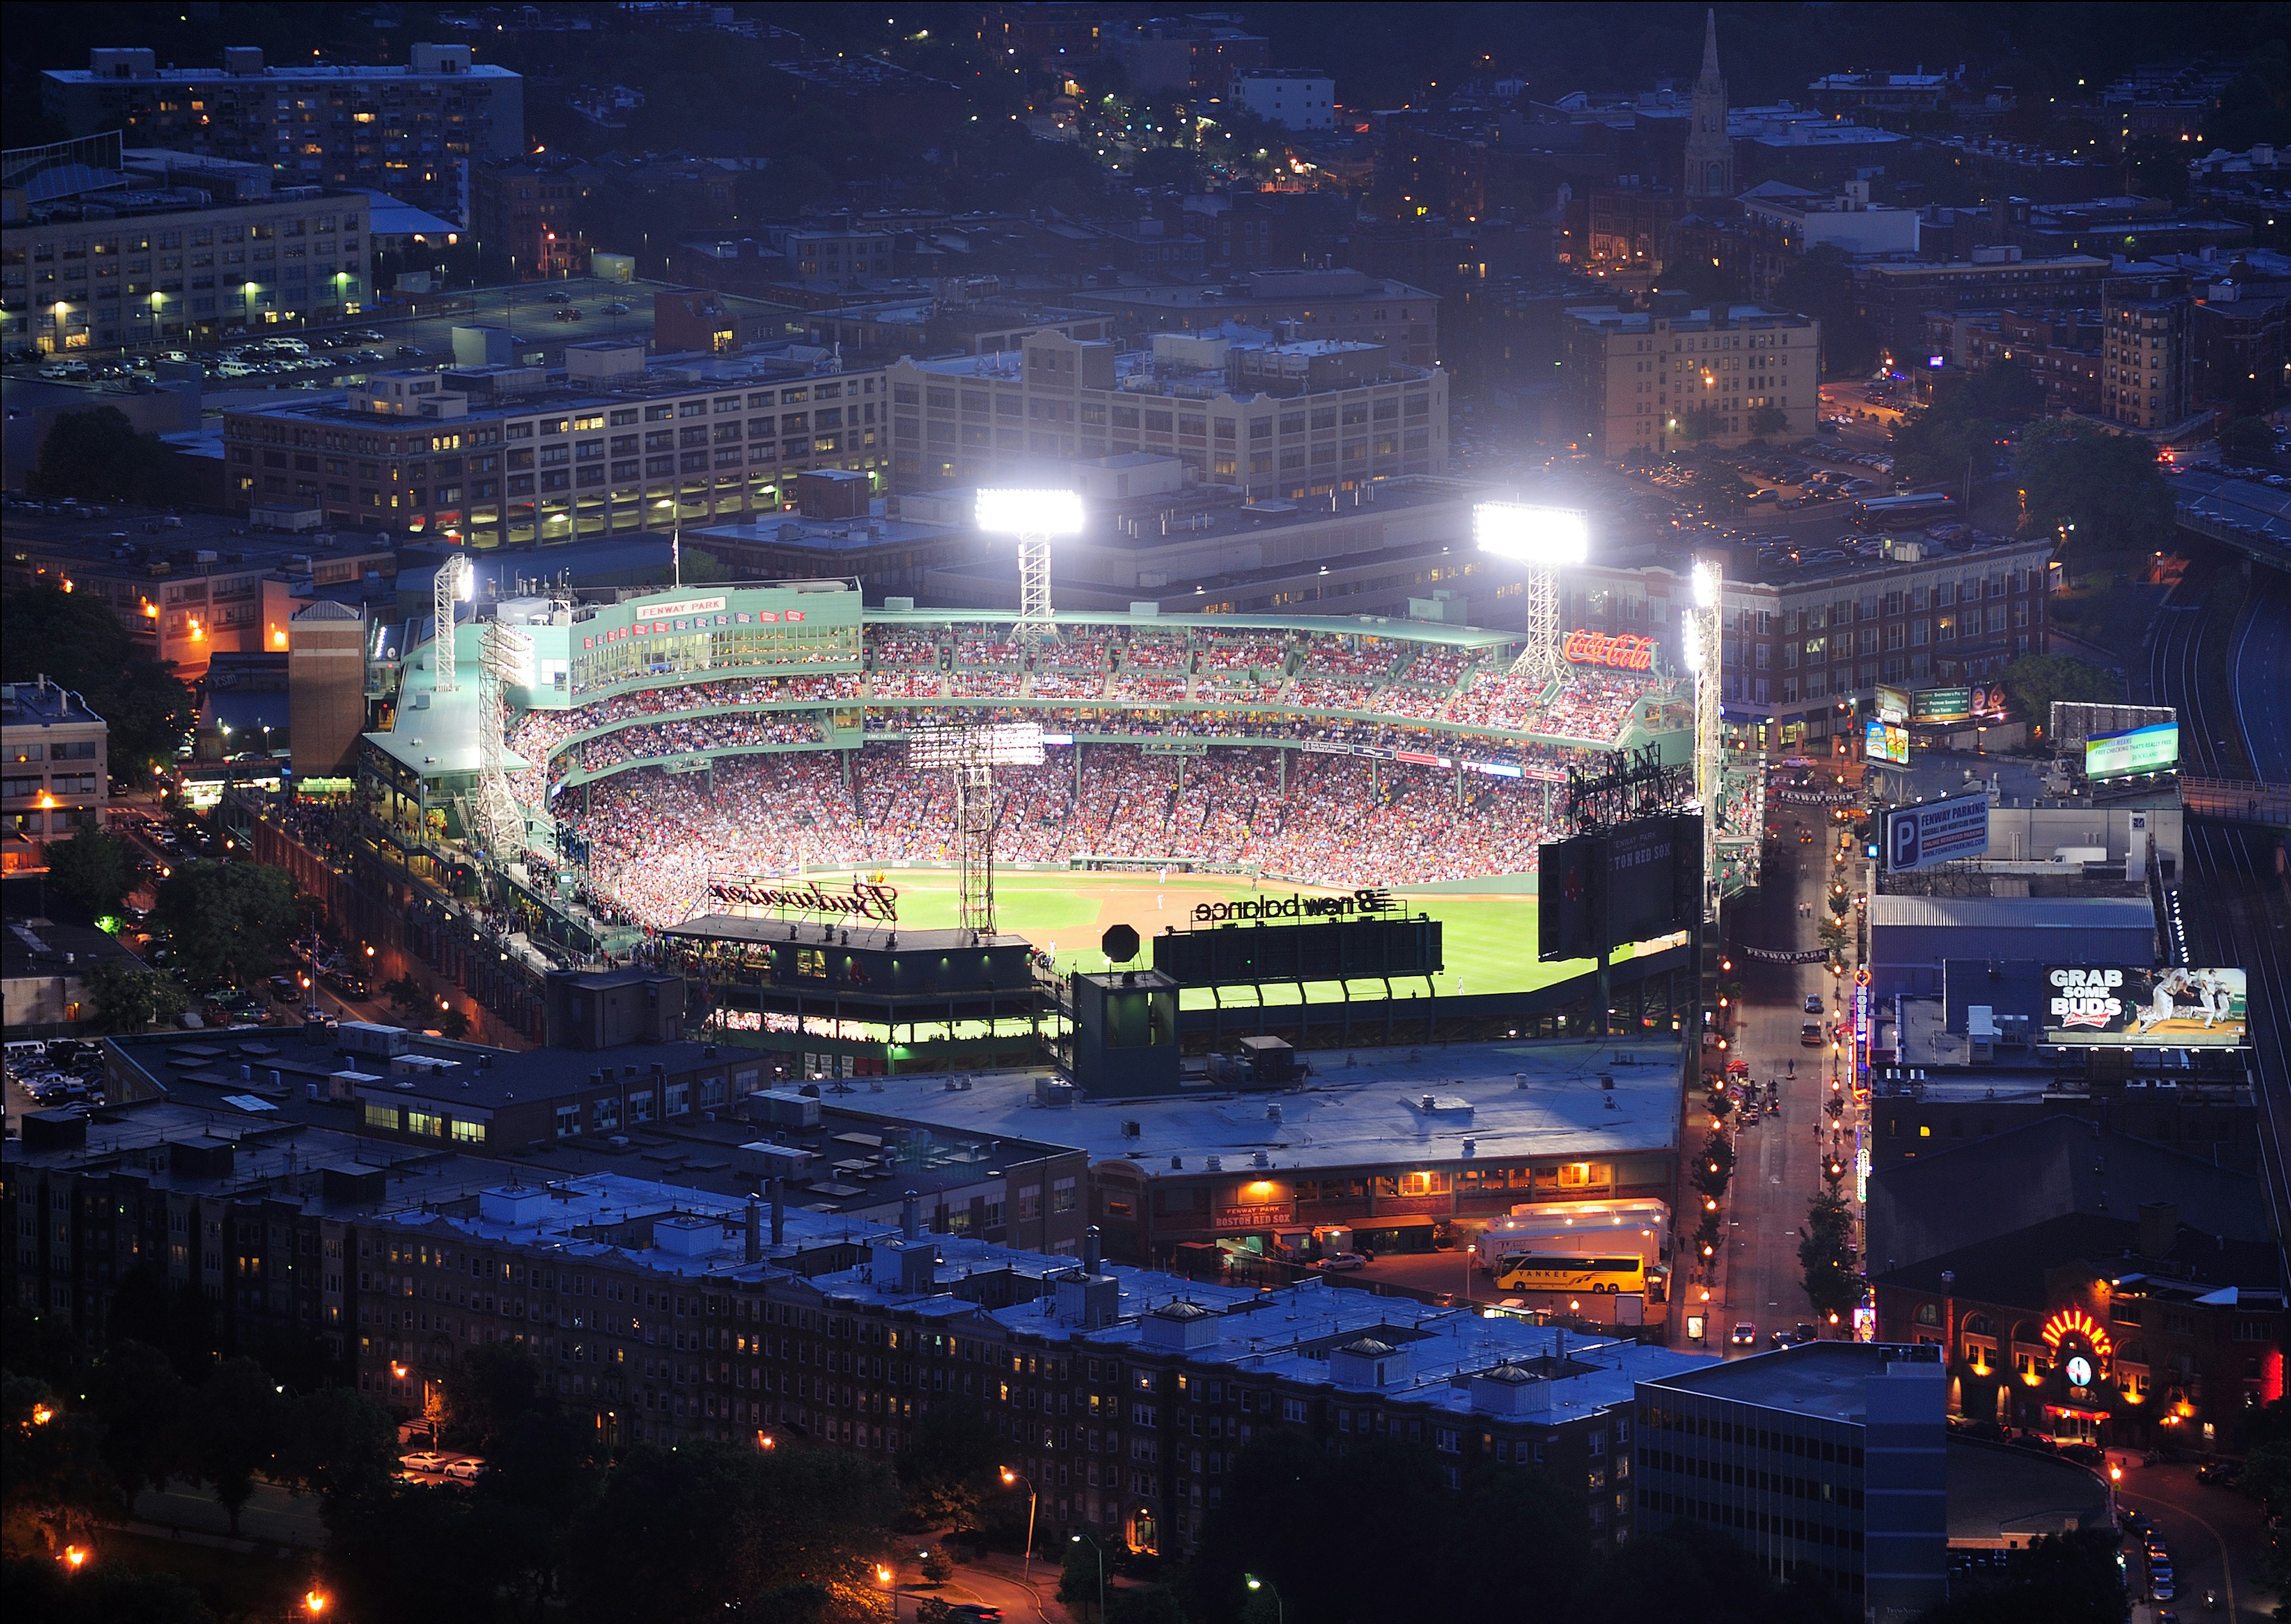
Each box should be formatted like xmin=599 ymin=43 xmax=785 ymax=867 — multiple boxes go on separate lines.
xmin=1490 ymin=1253 xmax=1647 ymax=1294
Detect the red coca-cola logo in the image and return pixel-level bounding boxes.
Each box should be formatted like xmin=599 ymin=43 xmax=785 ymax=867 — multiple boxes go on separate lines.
xmin=1563 ymin=629 xmax=1659 ymax=670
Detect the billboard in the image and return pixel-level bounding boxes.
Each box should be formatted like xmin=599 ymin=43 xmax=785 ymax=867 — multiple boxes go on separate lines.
xmin=1866 ymin=718 xmax=1910 ymax=765
xmin=2051 ymin=702 xmax=2173 ymax=755
xmin=1882 ymin=791 xmax=1990 ymax=873
xmin=2042 ymin=966 xmax=2248 ymax=1047
xmin=2086 ymin=722 xmax=2179 ymax=779
xmin=1875 ymin=684 xmax=1912 ymax=724
xmin=1913 ymin=686 xmax=1971 ymax=724
xmin=1537 ymin=814 xmax=1700 ymax=961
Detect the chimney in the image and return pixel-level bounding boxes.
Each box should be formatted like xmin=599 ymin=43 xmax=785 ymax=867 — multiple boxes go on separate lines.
xmin=1083 ymin=1225 xmax=1103 ymax=1275
xmin=745 ymin=1199 xmax=762 ymax=1263
xmin=902 ymin=1188 xmax=922 ymax=1243
xmin=2137 ymin=1201 xmax=2177 ymax=1260
xmin=770 ymin=1178 xmax=786 ymax=1246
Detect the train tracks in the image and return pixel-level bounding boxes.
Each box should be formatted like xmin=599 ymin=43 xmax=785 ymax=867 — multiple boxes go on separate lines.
xmin=2142 ymin=570 xmax=2291 ymax=1267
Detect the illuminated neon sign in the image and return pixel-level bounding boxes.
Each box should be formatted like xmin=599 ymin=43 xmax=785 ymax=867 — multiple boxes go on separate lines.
xmin=1563 ymin=629 xmax=1659 ymax=671
xmin=2041 ymin=1305 xmax=2114 ymax=1361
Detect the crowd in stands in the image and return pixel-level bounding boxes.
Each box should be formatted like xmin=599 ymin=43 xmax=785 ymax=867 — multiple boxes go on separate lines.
xmin=1300 ymin=643 xmax=1402 ymax=679
xmin=870 ymin=635 xmax=942 ymax=669
xmin=1446 ymin=668 xmax=1651 ymax=740
xmin=575 ymin=712 xmax=821 ymax=771
xmin=557 ymin=742 xmax=1568 ymax=928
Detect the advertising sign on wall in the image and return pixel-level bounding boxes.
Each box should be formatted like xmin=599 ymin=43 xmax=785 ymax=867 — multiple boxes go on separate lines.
xmin=1881 ymin=791 xmax=1990 ymax=873
xmin=2042 ymin=966 xmax=2247 ymax=1046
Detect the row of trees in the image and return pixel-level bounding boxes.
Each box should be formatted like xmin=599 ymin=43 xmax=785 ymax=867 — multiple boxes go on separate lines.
xmin=1 ymin=581 xmax=193 ymax=780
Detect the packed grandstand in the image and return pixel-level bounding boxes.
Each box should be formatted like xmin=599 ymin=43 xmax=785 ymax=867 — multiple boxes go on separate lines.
xmin=494 ymin=613 xmax=1690 ymax=928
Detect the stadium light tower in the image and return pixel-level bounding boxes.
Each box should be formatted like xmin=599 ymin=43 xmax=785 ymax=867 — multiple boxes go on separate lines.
xmin=433 ymin=552 xmax=473 ymax=693
xmin=975 ymin=488 xmax=1085 ymax=644
xmin=1474 ymin=503 xmax=1588 ymax=682
xmin=907 ymin=721 xmax=1047 ymax=940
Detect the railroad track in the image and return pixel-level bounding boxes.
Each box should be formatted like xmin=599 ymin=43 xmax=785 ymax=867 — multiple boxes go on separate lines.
xmin=2143 ymin=570 xmax=2291 ymax=1268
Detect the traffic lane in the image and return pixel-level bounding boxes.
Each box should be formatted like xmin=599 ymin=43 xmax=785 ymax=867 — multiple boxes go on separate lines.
xmin=2116 ymin=1459 xmax=2274 ymax=1622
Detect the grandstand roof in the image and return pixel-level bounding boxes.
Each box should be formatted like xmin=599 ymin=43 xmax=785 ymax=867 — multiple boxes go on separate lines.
xmin=876 ymin=1036 xmax=1684 ymax=1177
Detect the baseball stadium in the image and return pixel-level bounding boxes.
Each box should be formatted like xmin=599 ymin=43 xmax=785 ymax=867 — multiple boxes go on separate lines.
xmin=362 ymin=579 xmax=1702 ymax=1073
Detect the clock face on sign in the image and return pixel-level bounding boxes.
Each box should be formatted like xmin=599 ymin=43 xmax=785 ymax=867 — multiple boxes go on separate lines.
xmin=2065 ymin=1355 xmax=2094 ymax=1388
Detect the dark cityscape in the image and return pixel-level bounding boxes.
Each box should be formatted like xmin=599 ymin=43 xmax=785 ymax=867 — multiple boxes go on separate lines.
xmin=1 ymin=4 xmax=2287 ymax=1622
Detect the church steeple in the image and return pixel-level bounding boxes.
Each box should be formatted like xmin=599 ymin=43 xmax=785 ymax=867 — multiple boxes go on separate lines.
xmin=1683 ymin=7 xmax=1734 ymax=200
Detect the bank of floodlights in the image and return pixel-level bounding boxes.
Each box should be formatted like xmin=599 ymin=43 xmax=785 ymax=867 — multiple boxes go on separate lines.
xmin=1475 ymin=502 xmax=1588 ymax=680
xmin=976 ymin=488 xmax=1085 ymax=640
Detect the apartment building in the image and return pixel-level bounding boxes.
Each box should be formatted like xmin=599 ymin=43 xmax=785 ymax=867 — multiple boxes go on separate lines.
xmin=220 ymin=344 xmax=894 ymax=548
xmin=1 ymin=680 xmax=107 ymax=857
xmin=1852 ymin=249 xmax=2113 ymax=365
xmin=1231 ymin=69 xmax=1336 ymax=132
xmin=41 ymin=44 xmax=521 ymax=223
xmin=2104 ymin=279 xmax=2193 ymax=430
xmin=887 ymin=326 xmax=1446 ymax=500
xmin=1739 ymin=180 xmax=1920 ymax=302
xmin=1560 ymin=301 xmax=1819 ymax=460
xmin=2 ymin=137 xmax=373 ymax=352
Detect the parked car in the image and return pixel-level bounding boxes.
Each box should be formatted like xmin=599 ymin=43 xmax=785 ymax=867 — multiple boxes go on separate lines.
xmin=1804 ymin=995 xmax=1824 ymax=1014
xmin=443 ymin=1459 xmax=484 ymax=1482
xmin=552 ymin=307 xmax=583 ymax=322
xmin=1314 ymin=1252 xmax=1367 ymax=1271
xmin=400 ymin=1451 xmax=446 ymax=1473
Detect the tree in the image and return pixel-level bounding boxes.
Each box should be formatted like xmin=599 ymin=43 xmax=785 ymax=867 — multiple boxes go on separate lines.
xmin=179 ymin=1357 xmax=286 ymax=1535
xmin=1798 ymin=1161 xmax=1861 ymax=1330
xmin=1691 ymin=1128 xmax=1735 ymax=1202
xmin=896 ymin=1403 xmax=1002 ymax=1530
xmin=564 ymin=1440 xmax=898 ymax=1624
xmin=152 ymin=860 xmax=300 ymax=987
xmin=81 ymin=956 xmax=188 ymax=1035
xmin=84 ymin=1342 xmax=184 ymax=1511
xmin=434 ymin=1004 xmax=473 ymax=1042
xmin=2219 ymin=414 xmax=2278 ymax=465
xmin=2014 ymin=419 xmax=2175 ymax=572
xmin=0 ymin=583 xmax=193 ymax=776
xmin=1999 ymin=655 xmax=2121 ymax=737
xmin=440 ymin=1342 xmax=548 ymax=1455
xmin=382 ymin=974 xmax=427 ymax=1014
xmin=276 ymin=1386 xmax=399 ymax=1514
xmin=1 ymin=1374 xmax=116 ymax=1558
xmin=27 ymin=406 xmax=179 ymax=507
xmin=1912 ymin=1527 xmax=2129 ymax=1624
xmin=1573 ymin=1519 xmax=1856 ymax=1624
xmin=41 ymin=822 xmax=137 ymax=919
xmin=2239 ymin=1398 xmax=2291 ymax=1616
xmin=1 ymin=1557 xmax=218 ymax=1624
xmin=1771 ymin=245 xmax=1880 ymax=379
xmin=1747 ymin=405 xmax=1790 ymax=439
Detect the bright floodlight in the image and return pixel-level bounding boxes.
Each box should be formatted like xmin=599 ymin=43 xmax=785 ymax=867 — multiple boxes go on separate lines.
xmin=1691 ymin=557 xmax=1722 ymax=609
xmin=1679 ymin=613 xmax=1705 ymax=674
xmin=977 ymin=488 xmax=1085 ymax=536
xmin=448 ymin=552 xmax=475 ymax=601
xmin=1474 ymin=503 xmax=1589 ymax=566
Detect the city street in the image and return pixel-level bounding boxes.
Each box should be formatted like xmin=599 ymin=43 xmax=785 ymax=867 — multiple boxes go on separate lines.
xmin=2114 ymin=1453 xmax=2275 ymax=1623
xmin=1703 ymin=767 xmax=1867 ymax=1354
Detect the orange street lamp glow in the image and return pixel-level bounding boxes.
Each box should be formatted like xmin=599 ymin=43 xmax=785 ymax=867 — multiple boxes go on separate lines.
xmin=304 ymin=1589 xmax=330 ymax=1615
xmin=63 ymin=1545 xmax=88 ymax=1571
xmin=30 ymin=1403 xmax=54 ymax=1426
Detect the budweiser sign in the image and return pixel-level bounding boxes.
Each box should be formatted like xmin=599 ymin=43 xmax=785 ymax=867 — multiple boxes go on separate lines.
xmin=705 ymin=876 xmax=900 ymax=923
xmin=1563 ymin=629 xmax=1659 ymax=671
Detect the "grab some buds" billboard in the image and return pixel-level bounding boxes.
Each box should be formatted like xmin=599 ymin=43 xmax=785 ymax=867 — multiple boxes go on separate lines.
xmin=2042 ymin=966 xmax=2247 ymax=1047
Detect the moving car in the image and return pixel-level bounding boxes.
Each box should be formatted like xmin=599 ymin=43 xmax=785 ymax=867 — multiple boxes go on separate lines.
xmin=1731 ymin=1323 xmax=1757 ymax=1346
xmin=1801 ymin=1021 xmax=1825 ymax=1046
xmin=1804 ymin=995 xmax=1824 ymax=1014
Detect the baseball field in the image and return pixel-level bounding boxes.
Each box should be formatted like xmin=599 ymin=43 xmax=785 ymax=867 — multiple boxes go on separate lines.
xmin=817 ymin=869 xmax=1631 ymax=1006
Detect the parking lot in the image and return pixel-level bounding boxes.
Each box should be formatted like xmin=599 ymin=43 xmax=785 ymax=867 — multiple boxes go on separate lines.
xmin=10 ymin=274 xmax=662 ymax=395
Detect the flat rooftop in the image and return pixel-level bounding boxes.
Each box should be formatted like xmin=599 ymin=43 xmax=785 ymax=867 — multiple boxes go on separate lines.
xmin=872 ymin=1036 xmax=1684 ymax=1176
xmin=1645 ymin=1340 xmax=1929 ymax=1423
xmin=1946 ymin=1436 xmax=2111 ymax=1545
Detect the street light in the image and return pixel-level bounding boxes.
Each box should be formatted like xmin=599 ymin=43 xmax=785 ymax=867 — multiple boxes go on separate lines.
xmin=1246 ymin=1573 xmax=1284 ymax=1623
xmin=1070 ymin=1532 xmax=1107 ymax=1621
xmin=999 ymin=1466 xmax=1038 ymax=1584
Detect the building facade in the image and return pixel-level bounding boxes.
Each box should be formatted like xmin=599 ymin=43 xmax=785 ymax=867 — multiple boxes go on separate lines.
xmin=1740 ymin=181 xmax=1920 ymax=303
xmin=2 ymin=149 xmax=373 ymax=353
xmin=41 ymin=44 xmax=522 ymax=223
xmin=2104 ymin=280 xmax=2192 ymax=430
xmin=220 ymin=350 xmax=894 ymax=548
xmin=887 ymin=327 xmax=1447 ymax=500
xmin=1232 ymin=69 xmax=1336 ymax=132
xmin=1560 ymin=301 xmax=1819 ymax=459
xmin=1636 ymin=1342 xmax=1949 ymax=1619
xmin=1 ymin=680 xmax=107 ymax=860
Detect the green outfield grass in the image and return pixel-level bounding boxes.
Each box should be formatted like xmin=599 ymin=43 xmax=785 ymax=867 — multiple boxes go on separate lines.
xmin=822 ymin=869 xmax=1623 ymax=1002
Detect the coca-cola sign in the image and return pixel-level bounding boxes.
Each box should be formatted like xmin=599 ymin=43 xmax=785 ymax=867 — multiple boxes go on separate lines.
xmin=705 ymin=876 xmax=900 ymax=923
xmin=1562 ymin=629 xmax=1659 ymax=671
